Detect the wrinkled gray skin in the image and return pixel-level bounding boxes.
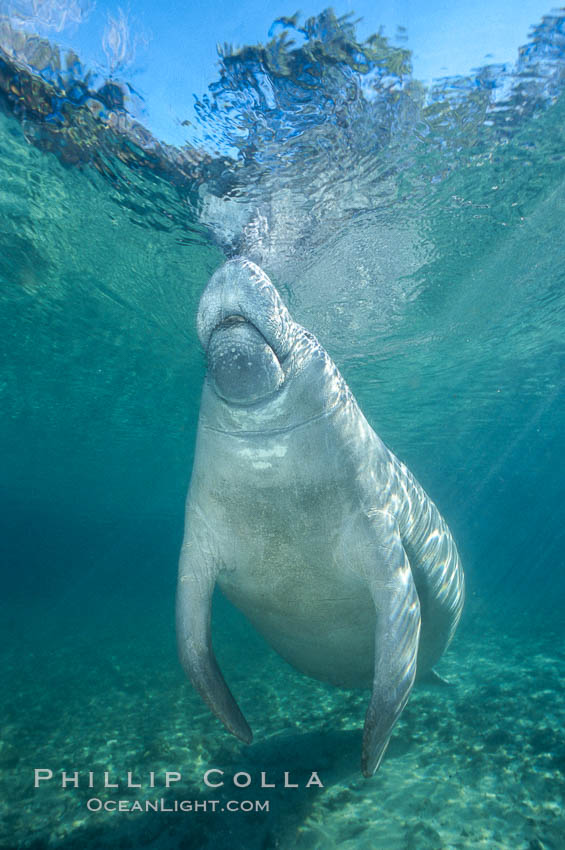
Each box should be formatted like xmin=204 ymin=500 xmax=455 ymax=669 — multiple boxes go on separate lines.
xmin=177 ymin=258 xmax=464 ymax=776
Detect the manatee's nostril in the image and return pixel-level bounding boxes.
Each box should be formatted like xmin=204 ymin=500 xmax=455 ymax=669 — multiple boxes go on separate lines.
xmin=218 ymin=314 xmax=247 ymax=330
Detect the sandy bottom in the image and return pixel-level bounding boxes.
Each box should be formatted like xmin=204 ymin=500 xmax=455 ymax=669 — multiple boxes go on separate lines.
xmin=1 ymin=598 xmax=563 ymax=850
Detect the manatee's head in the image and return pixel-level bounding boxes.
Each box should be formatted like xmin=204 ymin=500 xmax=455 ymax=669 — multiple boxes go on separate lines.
xmin=197 ymin=259 xmax=297 ymax=406
xmin=197 ymin=258 xmax=346 ymax=428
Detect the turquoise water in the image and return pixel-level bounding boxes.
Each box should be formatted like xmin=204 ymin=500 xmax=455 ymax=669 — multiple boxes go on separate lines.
xmin=1 ymin=9 xmax=564 ymax=849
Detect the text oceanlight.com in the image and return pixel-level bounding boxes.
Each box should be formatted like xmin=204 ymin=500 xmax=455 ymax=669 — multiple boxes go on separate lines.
xmin=86 ymin=798 xmax=270 ymax=813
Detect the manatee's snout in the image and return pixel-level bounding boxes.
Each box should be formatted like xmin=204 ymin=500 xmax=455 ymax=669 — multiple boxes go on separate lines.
xmin=197 ymin=259 xmax=294 ymax=405
xmin=207 ymin=315 xmax=284 ymax=404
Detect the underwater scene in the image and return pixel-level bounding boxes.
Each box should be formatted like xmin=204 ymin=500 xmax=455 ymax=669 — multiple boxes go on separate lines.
xmin=0 ymin=2 xmax=564 ymax=848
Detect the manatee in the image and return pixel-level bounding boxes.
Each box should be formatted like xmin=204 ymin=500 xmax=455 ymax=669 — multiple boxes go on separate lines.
xmin=176 ymin=258 xmax=464 ymax=775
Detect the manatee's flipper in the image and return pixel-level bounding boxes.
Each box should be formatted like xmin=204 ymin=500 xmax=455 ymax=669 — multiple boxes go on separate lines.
xmin=176 ymin=510 xmax=252 ymax=744
xmin=419 ymin=669 xmax=451 ymax=687
xmin=362 ymin=515 xmax=421 ymax=777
